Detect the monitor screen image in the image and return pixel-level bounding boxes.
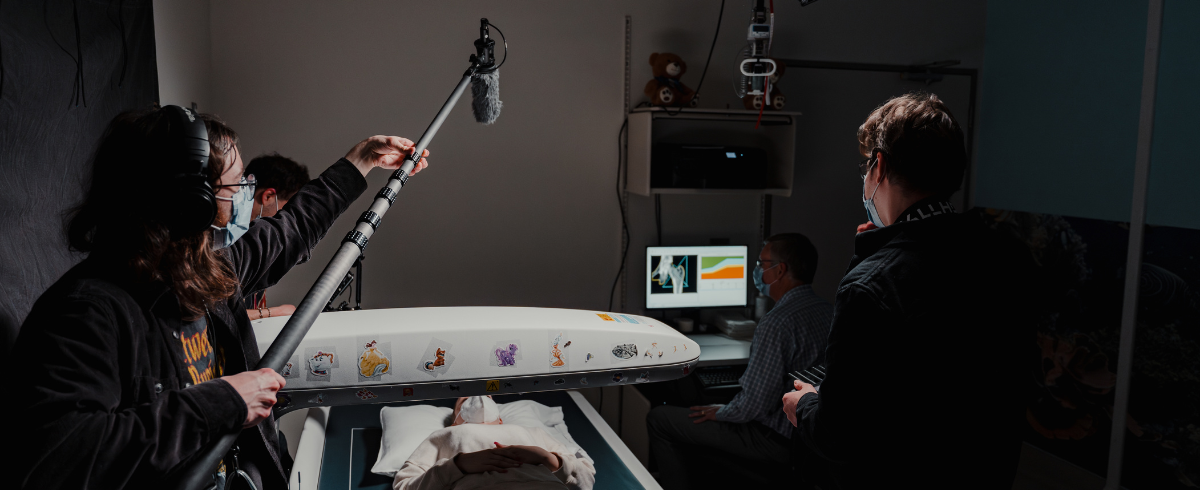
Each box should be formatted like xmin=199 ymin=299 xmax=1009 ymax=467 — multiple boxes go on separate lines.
xmin=645 ymin=245 xmax=748 ymax=309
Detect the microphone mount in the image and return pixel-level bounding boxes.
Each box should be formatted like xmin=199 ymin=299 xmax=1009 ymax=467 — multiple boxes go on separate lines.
xmin=469 ymin=18 xmax=506 ymax=75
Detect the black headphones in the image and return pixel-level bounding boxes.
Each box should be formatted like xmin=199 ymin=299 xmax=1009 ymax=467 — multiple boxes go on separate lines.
xmin=161 ymin=105 xmax=217 ymax=236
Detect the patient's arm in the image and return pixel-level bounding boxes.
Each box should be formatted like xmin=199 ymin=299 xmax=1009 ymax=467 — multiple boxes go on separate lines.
xmin=393 ymin=433 xmax=522 ymax=490
xmin=529 ymin=429 xmax=597 ymax=490
xmin=392 ymin=436 xmax=460 ymax=490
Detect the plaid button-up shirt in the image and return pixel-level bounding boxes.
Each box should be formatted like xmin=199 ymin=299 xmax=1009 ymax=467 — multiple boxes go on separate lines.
xmin=715 ymin=285 xmax=833 ymax=437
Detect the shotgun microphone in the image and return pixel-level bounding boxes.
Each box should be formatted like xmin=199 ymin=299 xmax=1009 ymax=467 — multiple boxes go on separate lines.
xmin=470 ymin=18 xmax=506 ymax=124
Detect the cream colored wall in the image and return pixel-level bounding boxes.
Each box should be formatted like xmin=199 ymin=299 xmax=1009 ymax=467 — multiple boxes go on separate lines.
xmin=158 ymin=0 xmax=985 ymax=313
xmin=153 ymin=0 xmax=213 ymax=110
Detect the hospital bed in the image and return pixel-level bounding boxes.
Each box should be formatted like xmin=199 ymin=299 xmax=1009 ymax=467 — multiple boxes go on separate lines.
xmin=251 ymin=307 xmax=700 ymax=490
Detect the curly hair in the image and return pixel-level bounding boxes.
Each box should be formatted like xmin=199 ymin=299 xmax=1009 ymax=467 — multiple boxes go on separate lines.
xmin=857 ymin=92 xmax=967 ymax=198
xmin=67 ymin=108 xmax=241 ymax=320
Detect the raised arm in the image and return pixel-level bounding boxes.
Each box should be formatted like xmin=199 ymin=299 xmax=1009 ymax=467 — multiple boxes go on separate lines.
xmin=228 ymin=136 xmax=430 ymax=295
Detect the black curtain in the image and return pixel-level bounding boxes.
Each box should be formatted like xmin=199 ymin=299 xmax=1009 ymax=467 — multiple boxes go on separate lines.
xmin=0 ymin=0 xmax=159 ymax=352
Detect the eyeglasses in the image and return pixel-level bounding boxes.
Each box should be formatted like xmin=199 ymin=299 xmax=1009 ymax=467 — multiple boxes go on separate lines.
xmin=859 ymin=148 xmax=889 ymax=180
xmin=756 ymin=259 xmax=779 ymax=268
xmin=214 ymin=174 xmax=256 ymax=194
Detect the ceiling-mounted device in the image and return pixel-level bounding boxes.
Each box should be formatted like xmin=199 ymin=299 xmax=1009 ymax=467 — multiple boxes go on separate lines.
xmin=734 ymin=0 xmax=775 ymax=99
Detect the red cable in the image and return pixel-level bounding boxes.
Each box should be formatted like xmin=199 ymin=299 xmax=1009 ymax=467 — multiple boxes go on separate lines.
xmin=755 ymin=76 xmax=768 ymax=129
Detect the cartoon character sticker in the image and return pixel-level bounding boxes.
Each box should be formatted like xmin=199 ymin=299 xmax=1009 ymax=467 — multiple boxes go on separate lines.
xmin=424 ymin=348 xmax=447 ymax=371
xmin=490 ymin=340 xmax=523 ymax=368
xmin=280 ymin=354 xmax=300 ymax=379
xmin=612 ymin=372 xmax=625 ymax=383
xmin=611 ymin=342 xmax=637 ymax=361
xmin=402 ymin=387 xmax=414 ymax=397
xmin=497 ymin=344 xmax=518 ymax=366
xmin=358 ymin=340 xmax=392 ymax=381
xmin=417 ymin=338 xmax=455 ymax=378
xmin=304 ymin=346 xmax=339 ymax=381
xmin=549 ymin=332 xmax=569 ymax=369
xmin=356 ymin=389 xmax=378 ymax=400
xmin=636 ymin=372 xmax=650 ymax=383
xmin=309 ymin=351 xmax=334 ymax=376
xmin=642 ymin=342 xmax=664 ymax=359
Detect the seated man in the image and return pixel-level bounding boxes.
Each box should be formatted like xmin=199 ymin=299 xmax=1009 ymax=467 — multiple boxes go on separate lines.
xmin=647 ymin=233 xmax=833 ymax=490
xmin=393 ymin=396 xmax=596 ymax=490
xmin=241 ymin=152 xmax=311 ymax=320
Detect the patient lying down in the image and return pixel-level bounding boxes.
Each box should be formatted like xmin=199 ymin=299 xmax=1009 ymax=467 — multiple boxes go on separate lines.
xmin=392 ymin=396 xmax=597 ymax=490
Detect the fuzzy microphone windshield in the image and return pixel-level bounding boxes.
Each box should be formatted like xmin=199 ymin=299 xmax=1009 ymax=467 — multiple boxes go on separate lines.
xmin=471 ymin=71 xmax=502 ymax=125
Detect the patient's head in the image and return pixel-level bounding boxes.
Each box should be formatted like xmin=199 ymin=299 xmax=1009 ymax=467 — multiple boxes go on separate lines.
xmin=452 ymin=396 xmax=503 ymax=426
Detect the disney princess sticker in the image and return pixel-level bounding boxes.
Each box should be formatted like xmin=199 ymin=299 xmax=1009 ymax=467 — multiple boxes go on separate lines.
xmin=357 ymin=339 xmax=392 ymax=381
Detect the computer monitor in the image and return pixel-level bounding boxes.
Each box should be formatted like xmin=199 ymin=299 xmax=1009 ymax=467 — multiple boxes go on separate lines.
xmin=645 ymin=245 xmax=748 ymax=309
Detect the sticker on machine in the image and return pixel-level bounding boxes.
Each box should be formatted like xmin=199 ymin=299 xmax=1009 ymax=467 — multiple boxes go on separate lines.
xmin=304 ymin=346 xmax=339 ymax=382
xmin=610 ymin=340 xmax=638 ymax=362
xmin=598 ymin=312 xmax=641 ymax=324
xmin=357 ymin=339 xmax=392 ymax=382
xmin=548 ymin=332 xmax=570 ymax=369
xmin=490 ymin=339 xmax=523 ymax=368
xmin=417 ymin=338 xmax=455 ymax=378
xmin=279 ymin=354 xmax=300 ymax=379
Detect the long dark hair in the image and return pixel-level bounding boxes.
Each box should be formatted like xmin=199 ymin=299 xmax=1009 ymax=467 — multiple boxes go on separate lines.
xmin=68 ymin=108 xmax=241 ymax=320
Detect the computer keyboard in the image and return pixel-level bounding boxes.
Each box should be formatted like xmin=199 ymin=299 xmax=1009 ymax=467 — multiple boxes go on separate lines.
xmin=788 ymin=364 xmax=827 ymax=387
xmin=696 ymin=365 xmax=746 ymax=387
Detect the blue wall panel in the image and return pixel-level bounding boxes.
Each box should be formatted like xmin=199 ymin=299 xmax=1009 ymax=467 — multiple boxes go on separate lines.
xmin=976 ymin=1 xmax=1148 ymax=222
xmin=1146 ymin=0 xmax=1200 ymax=230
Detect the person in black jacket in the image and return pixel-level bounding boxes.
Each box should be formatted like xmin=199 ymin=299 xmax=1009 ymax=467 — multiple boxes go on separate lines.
xmin=781 ymin=92 xmax=1033 ymax=489
xmin=7 ymin=107 xmax=428 ymax=490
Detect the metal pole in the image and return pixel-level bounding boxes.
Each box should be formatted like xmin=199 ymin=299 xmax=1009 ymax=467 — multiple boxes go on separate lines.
xmin=169 ymin=66 xmax=479 ymax=490
xmin=1105 ymin=0 xmax=1163 ymax=487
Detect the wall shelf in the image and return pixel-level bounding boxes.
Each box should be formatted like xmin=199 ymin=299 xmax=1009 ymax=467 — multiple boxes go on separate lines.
xmin=626 ymin=106 xmax=800 ymax=196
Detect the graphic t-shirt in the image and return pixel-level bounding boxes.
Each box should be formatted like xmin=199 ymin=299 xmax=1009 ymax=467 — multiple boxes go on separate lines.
xmin=176 ymin=316 xmax=228 ymax=489
xmin=178 ymin=316 xmax=223 ymax=384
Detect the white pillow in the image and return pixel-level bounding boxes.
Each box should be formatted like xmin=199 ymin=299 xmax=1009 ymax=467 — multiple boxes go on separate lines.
xmin=371 ymin=400 xmax=590 ymax=477
xmin=370 ymin=405 xmax=453 ymax=477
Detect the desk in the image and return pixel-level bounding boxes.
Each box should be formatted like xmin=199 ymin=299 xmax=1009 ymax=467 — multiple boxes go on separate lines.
xmin=689 ymin=333 xmax=752 ymax=367
xmin=619 ymin=334 xmax=752 ymax=468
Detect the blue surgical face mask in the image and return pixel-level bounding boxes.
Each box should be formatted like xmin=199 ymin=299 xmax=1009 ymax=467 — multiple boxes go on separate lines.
xmin=753 ymin=263 xmax=780 ymax=297
xmin=862 ymin=162 xmax=885 ymax=228
xmin=211 ymin=182 xmax=254 ymax=249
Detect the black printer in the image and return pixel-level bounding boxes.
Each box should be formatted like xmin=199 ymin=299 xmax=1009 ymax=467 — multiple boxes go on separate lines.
xmin=651 ymin=144 xmax=769 ymax=190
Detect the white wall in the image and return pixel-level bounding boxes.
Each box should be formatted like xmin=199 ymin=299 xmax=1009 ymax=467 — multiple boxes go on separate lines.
xmin=153 ymin=0 xmax=213 ymax=110
xmin=179 ymin=0 xmax=985 ymax=312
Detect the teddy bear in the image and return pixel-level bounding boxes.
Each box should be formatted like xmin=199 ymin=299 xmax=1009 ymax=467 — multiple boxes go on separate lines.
xmin=645 ymin=52 xmax=697 ymax=107
xmin=742 ymin=58 xmax=786 ymax=111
